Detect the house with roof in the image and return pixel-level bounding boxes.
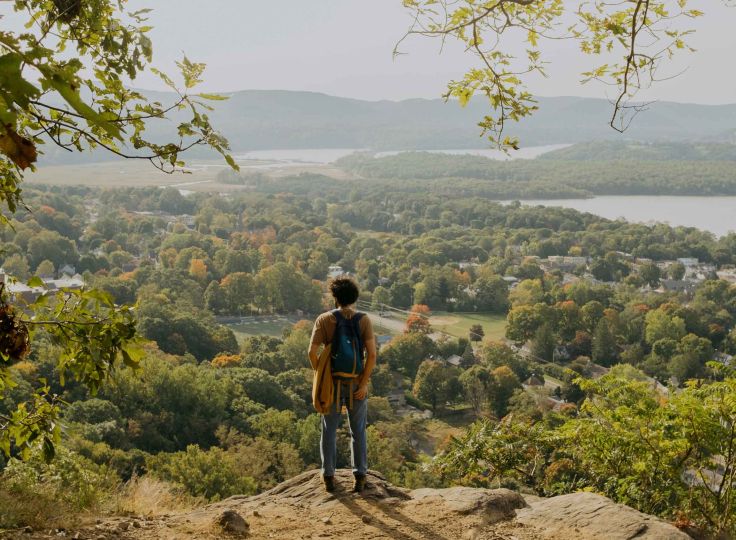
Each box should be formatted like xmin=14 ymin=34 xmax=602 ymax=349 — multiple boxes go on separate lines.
xmin=660 ymin=279 xmax=697 ymax=295
xmin=677 ymin=258 xmax=699 ymax=267
xmin=327 ymin=265 xmax=345 ymax=279
xmin=58 ymin=264 xmax=76 ymax=277
xmin=445 ymin=354 xmax=463 ymax=367
xmin=523 ymin=374 xmax=545 ymax=387
xmin=47 ymin=274 xmax=85 ymax=291
xmin=0 ymin=271 xmax=85 ymax=304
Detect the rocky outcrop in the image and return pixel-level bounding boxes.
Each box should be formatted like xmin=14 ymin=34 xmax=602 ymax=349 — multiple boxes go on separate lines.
xmin=517 ymin=492 xmax=691 ymax=540
xmin=2 ymin=469 xmax=691 ymax=540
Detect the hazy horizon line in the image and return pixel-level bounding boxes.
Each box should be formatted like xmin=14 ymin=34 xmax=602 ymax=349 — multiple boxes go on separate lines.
xmin=134 ymin=87 xmax=736 ymax=108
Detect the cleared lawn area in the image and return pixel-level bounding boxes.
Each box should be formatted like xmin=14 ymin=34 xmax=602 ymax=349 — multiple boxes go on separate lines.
xmin=25 ymin=159 xmax=349 ymax=189
xmin=225 ymin=315 xmax=300 ymax=340
xmin=428 ymin=311 xmax=506 ymax=341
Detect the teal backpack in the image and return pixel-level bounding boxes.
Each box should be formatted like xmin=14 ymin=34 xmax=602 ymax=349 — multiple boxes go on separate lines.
xmin=330 ymin=309 xmax=365 ymax=379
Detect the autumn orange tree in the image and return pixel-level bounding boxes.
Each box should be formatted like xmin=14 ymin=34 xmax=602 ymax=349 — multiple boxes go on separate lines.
xmin=405 ymin=304 xmax=432 ymax=334
xmin=0 ymin=0 xmax=235 ymax=461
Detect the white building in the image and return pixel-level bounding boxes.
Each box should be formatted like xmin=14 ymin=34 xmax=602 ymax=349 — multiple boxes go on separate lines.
xmin=327 ymin=265 xmax=345 ymax=279
xmin=0 ymin=271 xmax=85 ymax=303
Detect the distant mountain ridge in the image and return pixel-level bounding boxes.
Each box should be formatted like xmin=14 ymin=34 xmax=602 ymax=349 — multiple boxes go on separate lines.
xmin=37 ymin=90 xmax=736 ymax=165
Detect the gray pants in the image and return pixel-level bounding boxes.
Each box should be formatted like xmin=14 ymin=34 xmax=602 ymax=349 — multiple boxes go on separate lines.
xmin=320 ymin=382 xmax=367 ymax=477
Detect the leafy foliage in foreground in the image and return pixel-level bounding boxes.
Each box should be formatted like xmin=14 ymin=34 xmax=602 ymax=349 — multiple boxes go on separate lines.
xmin=435 ymin=366 xmax=736 ymax=536
xmin=1 ymin=286 xmax=144 ymax=462
xmin=0 ymin=1 xmax=234 ymax=219
xmin=0 ymin=0 xmax=234 ymax=463
xmin=402 ymin=0 xmax=706 ymax=145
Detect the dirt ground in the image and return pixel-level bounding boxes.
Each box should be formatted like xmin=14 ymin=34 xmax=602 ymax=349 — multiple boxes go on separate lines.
xmin=1 ymin=469 xmax=690 ymax=540
xmin=0 ymin=470 xmax=543 ymax=540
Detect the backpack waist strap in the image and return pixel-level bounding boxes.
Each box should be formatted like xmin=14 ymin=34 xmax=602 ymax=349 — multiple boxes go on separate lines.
xmin=334 ymin=379 xmax=355 ymax=412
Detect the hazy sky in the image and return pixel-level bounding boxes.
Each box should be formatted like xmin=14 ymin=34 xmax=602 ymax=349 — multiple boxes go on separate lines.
xmin=7 ymin=1 xmax=736 ymax=104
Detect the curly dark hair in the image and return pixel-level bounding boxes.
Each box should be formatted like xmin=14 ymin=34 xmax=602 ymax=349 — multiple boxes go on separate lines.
xmin=329 ymin=276 xmax=360 ymax=307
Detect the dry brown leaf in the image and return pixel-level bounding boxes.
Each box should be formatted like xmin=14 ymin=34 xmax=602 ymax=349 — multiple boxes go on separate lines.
xmin=0 ymin=125 xmax=38 ymax=169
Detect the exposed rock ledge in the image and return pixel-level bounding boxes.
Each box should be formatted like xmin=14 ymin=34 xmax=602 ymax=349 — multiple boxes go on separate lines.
xmin=3 ymin=469 xmax=690 ymax=540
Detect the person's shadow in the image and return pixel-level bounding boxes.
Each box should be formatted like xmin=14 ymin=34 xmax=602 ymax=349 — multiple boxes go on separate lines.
xmin=333 ymin=487 xmax=451 ymax=540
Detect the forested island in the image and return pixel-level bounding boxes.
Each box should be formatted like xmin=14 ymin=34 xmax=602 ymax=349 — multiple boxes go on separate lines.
xmin=336 ymin=141 xmax=736 ymax=199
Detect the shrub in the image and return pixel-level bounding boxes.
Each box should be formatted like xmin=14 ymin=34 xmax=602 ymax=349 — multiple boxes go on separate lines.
xmin=0 ymin=446 xmax=118 ymax=529
xmin=147 ymin=445 xmax=257 ymax=501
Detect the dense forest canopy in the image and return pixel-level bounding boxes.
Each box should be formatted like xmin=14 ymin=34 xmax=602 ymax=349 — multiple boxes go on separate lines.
xmin=336 ymin=145 xmax=736 ymax=198
xmin=540 ymin=141 xmax=736 ymax=162
xmin=2 ymin=176 xmax=736 ymax=533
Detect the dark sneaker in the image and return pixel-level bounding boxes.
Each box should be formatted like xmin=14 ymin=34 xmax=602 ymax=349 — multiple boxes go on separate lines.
xmin=352 ymin=474 xmax=366 ymax=493
xmin=323 ymin=475 xmax=336 ymax=492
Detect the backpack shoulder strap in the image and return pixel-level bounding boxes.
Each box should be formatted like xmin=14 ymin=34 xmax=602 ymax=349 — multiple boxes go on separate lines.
xmin=352 ymin=312 xmax=364 ymax=332
xmin=327 ymin=309 xmax=341 ymax=349
xmin=350 ymin=312 xmax=364 ymax=349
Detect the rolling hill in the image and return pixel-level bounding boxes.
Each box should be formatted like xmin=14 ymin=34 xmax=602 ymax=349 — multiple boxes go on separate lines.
xmin=37 ymin=90 xmax=736 ymax=165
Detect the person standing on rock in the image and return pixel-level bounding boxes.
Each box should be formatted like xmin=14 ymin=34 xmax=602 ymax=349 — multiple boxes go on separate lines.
xmin=308 ymin=276 xmax=376 ymax=493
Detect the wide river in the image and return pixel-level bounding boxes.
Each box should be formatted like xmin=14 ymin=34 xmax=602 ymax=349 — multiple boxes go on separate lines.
xmin=519 ymin=196 xmax=736 ymax=237
xmin=233 ymin=144 xmax=569 ymax=165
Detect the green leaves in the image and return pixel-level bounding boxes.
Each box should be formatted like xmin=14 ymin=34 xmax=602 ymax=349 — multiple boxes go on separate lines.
xmin=177 ymin=56 xmax=207 ymax=90
xmin=25 ymin=288 xmax=144 ymax=394
xmin=0 ymin=383 xmax=61 ymax=462
xmin=402 ymin=0 xmax=560 ymax=147
xmin=0 ymin=53 xmax=40 ymax=125
xmin=435 ymin=369 xmax=736 ymax=535
xmin=0 ymin=0 xmax=238 ymax=197
xmin=0 ymin=285 xmax=144 ymax=460
xmin=26 ymin=276 xmax=44 ymax=288
xmin=197 ymin=93 xmax=229 ymax=101
xmin=403 ymin=0 xmax=705 ymax=144
xmin=0 ymin=0 xmax=242 ymax=467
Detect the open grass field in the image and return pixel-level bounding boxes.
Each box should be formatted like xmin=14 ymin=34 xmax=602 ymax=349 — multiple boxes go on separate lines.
xmin=26 ymin=160 xmax=225 ymax=188
xmin=25 ymin=158 xmax=351 ymax=190
xmin=225 ymin=315 xmax=301 ymax=340
xmin=428 ymin=311 xmax=507 ymax=341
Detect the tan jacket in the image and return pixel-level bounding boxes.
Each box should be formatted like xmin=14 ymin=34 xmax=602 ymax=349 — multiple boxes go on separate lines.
xmin=311 ymin=344 xmax=334 ymax=414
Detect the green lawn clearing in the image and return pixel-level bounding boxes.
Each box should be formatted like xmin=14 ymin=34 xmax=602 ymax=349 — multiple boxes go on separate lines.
xmin=428 ymin=311 xmax=507 ymax=341
xmin=225 ymin=315 xmax=301 ymax=340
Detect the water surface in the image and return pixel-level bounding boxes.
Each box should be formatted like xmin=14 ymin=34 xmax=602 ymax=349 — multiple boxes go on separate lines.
xmin=520 ymin=196 xmax=736 ymax=237
xmin=375 ymin=144 xmax=569 ymax=160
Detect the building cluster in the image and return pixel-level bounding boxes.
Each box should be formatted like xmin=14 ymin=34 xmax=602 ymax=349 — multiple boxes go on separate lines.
xmin=130 ymin=210 xmax=197 ymax=231
xmin=0 ymin=268 xmax=85 ymax=303
xmin=530 ymin=254 xmax=726 ymax=294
